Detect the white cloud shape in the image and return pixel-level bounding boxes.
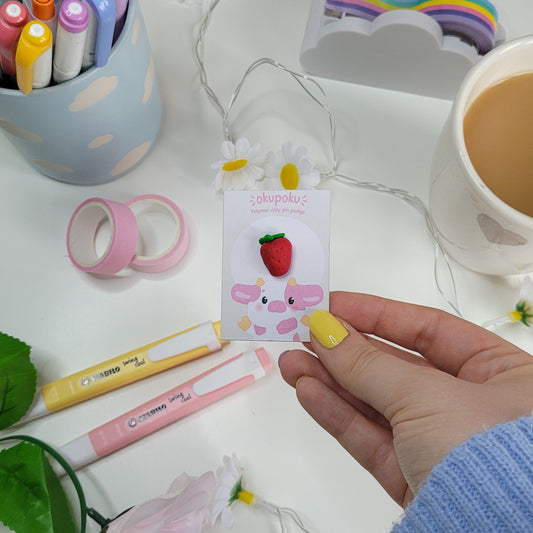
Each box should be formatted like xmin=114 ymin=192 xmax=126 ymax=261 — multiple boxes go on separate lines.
xmin=300 ymin=8 xmax=483 ymax=99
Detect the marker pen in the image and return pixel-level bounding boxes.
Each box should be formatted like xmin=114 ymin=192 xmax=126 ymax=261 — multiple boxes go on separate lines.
xmin=15 ymin=20 xmax=52 ymax=93
xmin=113 ymin=0 xmax=127 ymax=42
xmin=0 ymin=1 xmax=30 ymax=76
xmin=22 ymin=321 xmax=229 ymax=422
xmin=53 ymin=0 xmax=88 ymax=83
xmin=57 ymin=348 xmax=271 ymax=472
xmin=31 ymin=0 xmax=57 ymax=37
xmin=82 ymin=0 xmax=115 ymax=68
xmin=81 ymin=0 xmax=96 ymax=69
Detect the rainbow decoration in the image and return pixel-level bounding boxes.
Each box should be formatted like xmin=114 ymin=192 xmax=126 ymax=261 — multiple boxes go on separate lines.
xmin=324 ymin=0 xmax=498 ymax=54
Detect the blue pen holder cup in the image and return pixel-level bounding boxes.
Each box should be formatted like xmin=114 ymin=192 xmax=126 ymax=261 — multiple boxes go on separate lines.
xmin=0 ymin=0 xmax=161 ymax=185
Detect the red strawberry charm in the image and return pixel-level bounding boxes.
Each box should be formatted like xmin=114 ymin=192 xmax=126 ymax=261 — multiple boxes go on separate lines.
xmin=259 ymin=233 xmax=292 ymax=277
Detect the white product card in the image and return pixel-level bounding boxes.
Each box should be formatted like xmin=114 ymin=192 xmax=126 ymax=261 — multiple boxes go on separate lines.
xmin=221 ymin=190 xmax=330 ymax=342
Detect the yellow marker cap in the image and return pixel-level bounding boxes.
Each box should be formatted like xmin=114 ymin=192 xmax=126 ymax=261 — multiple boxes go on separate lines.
xmin=15 ymin=21 xmax=52 ymax=94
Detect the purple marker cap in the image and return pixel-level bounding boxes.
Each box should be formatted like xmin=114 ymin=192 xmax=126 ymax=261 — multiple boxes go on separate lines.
xmin=59 ymin=0 xmax=89 ymax=33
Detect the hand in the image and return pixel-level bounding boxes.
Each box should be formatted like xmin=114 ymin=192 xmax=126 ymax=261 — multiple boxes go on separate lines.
xmin=278 ymin=291 xmax=533 ymax=508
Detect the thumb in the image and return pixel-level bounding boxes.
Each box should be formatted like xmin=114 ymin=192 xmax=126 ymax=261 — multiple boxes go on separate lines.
xmin=309 ymin=310 xmax=440 ymax=420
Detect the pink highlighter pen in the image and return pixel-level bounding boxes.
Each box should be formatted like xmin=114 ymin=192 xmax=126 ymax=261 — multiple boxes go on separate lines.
xmin=57 ymin=348 xmax=272 ymax=472
xmin=0 ymin=1 xmax=30 ymax=77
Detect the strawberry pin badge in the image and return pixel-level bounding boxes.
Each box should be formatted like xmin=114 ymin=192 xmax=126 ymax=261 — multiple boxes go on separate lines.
xmin=259 ymin=233 xmax=292 ymax=277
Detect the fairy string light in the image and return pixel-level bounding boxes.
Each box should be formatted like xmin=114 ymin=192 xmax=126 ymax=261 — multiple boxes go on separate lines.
xmin=192 ymin=0 xmax=462 ymax=316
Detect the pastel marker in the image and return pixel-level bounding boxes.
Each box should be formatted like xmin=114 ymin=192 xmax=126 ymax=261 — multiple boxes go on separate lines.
xmin=15 ymin=20 xmax=52 ymax=93
xmin=22 ymin=321 xmax=229 ymax=422
xmin=81 ymin=0 xmax=96 ymax=69
xmin=0 ymin=1 xmax=30 ymax=76
xmin=53 ymin=0 xmax=88 ymax=83
xmin=82 ymin=0 xmax=115 ymax=68
xmin=113 ymin=0 xmax=127 ymax=42
xmin=57 ymin=348 xmax=271 ymax=472
xmin=31 ymin=0 xmax=57 ymax=37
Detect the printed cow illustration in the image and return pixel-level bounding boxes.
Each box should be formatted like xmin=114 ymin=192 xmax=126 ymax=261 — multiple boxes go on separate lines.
xmin=231 ymin=277 xmax=324 ymax=341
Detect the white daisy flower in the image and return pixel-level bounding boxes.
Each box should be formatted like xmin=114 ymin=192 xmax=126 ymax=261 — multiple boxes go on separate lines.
xmin=264 ymin=141 xmax=320 ymax=190
xmin=508 ymin=276 xmax=533 ymax=327
xmin=211 ymin=138 xmax=264 ymax=191
xmin=210 ymin=454 xmax=255 ymax=527
xmin=483 ymin=276 xmax=533 ymax=330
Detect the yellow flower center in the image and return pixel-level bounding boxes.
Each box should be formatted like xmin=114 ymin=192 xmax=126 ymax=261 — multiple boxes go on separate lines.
xmin=238 ymin=490 xmax=255 ymax=505
xmin=508 ymin=310 xmax=522 ymax=322
xmin=280 ymin=163 xmax=299 ymax=189
xmin=222 ymin=159 xmax=247 ymax=172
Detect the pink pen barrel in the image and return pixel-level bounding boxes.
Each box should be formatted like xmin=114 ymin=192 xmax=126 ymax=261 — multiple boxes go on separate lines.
xmin=88 ymin=348 xmax=271 ymax=459
xmin=0 ymin=1 xmax=30 ymax=76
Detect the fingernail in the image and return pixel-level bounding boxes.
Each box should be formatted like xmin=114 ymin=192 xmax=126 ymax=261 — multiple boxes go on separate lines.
xmin=295 ymin=375 xmax=307 ymax=388
xmin=309 ymin=309 xmax=348 ymax=349
xmin=278 ymin=350 xmax=289 ymax=367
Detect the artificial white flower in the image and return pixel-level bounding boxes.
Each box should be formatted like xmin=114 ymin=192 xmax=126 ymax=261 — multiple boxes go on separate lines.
xmin=106 ymin=472 xmax=216 ymax=533
xmin=264 ymin=141 xmax=320 ymax=190
xmin=483 ymin=276 xmax=533 ymax=330
xmin=211 ymin=138 xmax=264 ymax=191
xmin=508 ymin=276 xmax=533 ymax=327
xmin=210 ymin=454 xmax=255 ymax=527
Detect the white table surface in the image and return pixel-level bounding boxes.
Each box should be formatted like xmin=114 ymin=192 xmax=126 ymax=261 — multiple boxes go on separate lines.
xmin=1 ymin=1 xmax=533 ymax=532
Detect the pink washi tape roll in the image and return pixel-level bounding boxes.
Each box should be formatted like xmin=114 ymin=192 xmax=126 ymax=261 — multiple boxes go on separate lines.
xmin=125 ymin=194 xmax=189 ymax=273
xmin=67 ymin=197 xmax=139 ymax=275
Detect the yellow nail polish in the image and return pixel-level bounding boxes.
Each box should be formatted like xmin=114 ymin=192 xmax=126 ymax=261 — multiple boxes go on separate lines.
xmin=309 ymin=310 xmax=348 ymax=349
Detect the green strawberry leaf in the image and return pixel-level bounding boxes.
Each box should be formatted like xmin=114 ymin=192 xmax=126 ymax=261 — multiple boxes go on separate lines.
xmin=259 ymin=233 xmax=285 ymax=244
xmin=0 ymin=442 xmax=77 ymax=533
xmin=0 ymin=332 xmax=37 ymax=429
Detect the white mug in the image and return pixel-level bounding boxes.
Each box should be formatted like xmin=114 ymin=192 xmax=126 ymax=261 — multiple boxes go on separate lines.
xmin=429 ymin=36 xmax=533 ymax=276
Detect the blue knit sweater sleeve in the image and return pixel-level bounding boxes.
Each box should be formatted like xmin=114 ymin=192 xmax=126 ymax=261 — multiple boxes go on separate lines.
xmin=391 ymin=416 xmax=533 ymax=533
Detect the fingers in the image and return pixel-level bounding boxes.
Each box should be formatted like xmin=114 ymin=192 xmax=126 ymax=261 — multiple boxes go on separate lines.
xmin=279 ymin=349 xmax=390 ymax=429
xmin=294 ymin=374 xmax=412 ymax=507
xmin=329 ymin=292 xmax=529 ymax=378
xmin=308 ymin=309 xmax=442 ymax=420
xmin=301 ymin=334 xmax=436 ymax=370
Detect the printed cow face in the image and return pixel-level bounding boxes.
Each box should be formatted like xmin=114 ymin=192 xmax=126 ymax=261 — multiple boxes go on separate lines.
xmin=231 ymin=277 xmax=323 ymax=341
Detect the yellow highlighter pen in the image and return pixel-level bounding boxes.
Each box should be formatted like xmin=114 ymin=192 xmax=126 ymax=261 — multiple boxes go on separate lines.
xmin=15 ymin=20 xmax=52 ymax=93
xmin=23 ymin=321 xmax=228 ymax=422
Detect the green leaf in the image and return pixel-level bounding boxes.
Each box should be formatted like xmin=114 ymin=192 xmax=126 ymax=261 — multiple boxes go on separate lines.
xmin=0 ymin=332 xmax=37 ymax=429
xmin=259 ymin=233 xmax=285 ymax=244
xmin=515 ymin=300 xmax=533 ymax=327
xmin=0 ymin=442 xmax=77 ymax=533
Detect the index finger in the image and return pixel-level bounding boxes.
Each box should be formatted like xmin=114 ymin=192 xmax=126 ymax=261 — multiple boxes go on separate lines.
xmin=307 ymin=309 xmax=451 ymax=419
xmin=329 ymin=291 xmax=527 ymax=378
